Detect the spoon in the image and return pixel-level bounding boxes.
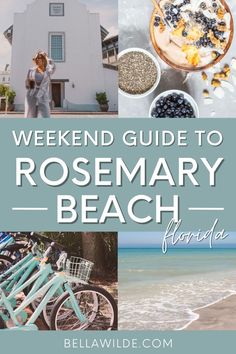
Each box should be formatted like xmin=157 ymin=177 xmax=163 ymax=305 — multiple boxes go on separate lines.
xmin=152 ymin=0 xmax=172 ymax=28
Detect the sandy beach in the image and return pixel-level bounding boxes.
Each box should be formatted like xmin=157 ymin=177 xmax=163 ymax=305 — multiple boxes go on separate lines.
xmin=186 ymin=294 xmax=236 ymax=330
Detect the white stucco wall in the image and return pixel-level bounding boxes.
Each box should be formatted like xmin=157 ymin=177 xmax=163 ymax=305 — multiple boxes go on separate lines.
xmin=10 ymin=0 xmax=116 ymax=110
xmin=103 ymin=68 xmax=118 ymax=112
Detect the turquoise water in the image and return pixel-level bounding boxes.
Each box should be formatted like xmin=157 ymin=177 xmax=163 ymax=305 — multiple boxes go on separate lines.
xmin=118 ymin=248 xmax=236 ymax=330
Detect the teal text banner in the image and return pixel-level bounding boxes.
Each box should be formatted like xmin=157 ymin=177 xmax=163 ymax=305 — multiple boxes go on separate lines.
xmin=0 ymin=331 xmax=235 ymax=354
xmin=0 ymin=118 xmax=235 ymax=231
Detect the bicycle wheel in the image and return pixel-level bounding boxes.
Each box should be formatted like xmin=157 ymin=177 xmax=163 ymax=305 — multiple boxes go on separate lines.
xmin=0 ymin=255 xmax=13 ymax=274
xmin=0 ymin=316 xmax=6 ymax=329
xmin=42 ymin=283 xmax=78 ymax=329
xmin=50 ymin=285 xmax=117 ymax=331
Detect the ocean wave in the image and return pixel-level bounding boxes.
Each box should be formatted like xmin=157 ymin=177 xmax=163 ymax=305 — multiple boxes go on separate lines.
xmin=119 ymin=273 xmax=236 ymax=330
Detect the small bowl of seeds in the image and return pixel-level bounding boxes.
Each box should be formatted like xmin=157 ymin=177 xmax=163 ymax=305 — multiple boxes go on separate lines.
xmin=118 ymin=47 xmax=161 ymax=98
xmin=149 ymin=89 xmax=199 ymax=118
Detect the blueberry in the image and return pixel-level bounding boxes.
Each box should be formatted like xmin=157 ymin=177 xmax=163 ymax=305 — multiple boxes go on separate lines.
xmin=166 ymin=15 xmax=172 ymax=20
xmin=200 ymin=2 xmax=206 ymax=9
xmin=172 ymin=93 xmax=177 ymax=100
xmin=182 ymin=30 xmax=188 ymax=37
xmin=214 ymin=30 xmax=221 ymax=38
xmin=212 ymin=3 xmax=217 ymax=8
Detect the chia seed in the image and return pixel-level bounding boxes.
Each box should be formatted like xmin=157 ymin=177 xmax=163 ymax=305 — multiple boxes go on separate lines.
xmin=119 ymin=51 xmax=158 ymax=95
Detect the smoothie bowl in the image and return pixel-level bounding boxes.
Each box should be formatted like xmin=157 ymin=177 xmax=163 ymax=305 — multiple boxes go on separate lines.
xmin=150 ymin=0 xmax=234 ymax=71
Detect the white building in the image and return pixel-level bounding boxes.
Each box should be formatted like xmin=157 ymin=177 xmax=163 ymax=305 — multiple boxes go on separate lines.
xmin=102 ymin=35 xmax=118 ymax=67
xmin=4 ymin=0 xmax=118 ymax=112
xmin=0 ymin=65 xmax=10 ymax=85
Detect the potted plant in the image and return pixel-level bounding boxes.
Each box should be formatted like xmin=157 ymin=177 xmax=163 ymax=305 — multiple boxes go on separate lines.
xmin=96 ymin=92 xmax=109 ymax=112
xmin=0 ymin=84 xmax=16 ymax=111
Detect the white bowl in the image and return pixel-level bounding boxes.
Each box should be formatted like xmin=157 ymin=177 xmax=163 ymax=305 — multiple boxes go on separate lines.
xmin=149 ymin=90 xmax=199 ymax=118
xmin=118 ymin=47 xmax=161 ymax=99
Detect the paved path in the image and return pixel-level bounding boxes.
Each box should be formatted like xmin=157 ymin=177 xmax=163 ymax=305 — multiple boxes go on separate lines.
xmin=0 ymin=112 xmax=117 ymax=119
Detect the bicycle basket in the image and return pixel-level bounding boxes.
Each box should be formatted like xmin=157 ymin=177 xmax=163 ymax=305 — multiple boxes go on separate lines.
xmin=64 ymin=256 xmax=94 ymax=282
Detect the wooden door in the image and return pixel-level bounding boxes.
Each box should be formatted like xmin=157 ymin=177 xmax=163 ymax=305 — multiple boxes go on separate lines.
xmin=52 ymin=83 xmax=61 ymax=108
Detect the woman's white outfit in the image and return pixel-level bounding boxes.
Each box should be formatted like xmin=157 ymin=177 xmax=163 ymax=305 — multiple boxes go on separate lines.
xmin=25 ymin=59 xmax=56 ymax=118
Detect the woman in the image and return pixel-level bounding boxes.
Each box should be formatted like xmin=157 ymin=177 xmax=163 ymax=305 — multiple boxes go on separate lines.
xmin=25 ymin=51 xmax=56 ymax=118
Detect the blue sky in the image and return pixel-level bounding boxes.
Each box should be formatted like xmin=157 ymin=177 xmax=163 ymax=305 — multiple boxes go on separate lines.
xmin=119 ymin=231 xmax=236 ymax=248
xmin=0 ymin=0 xmax=118 ymax=70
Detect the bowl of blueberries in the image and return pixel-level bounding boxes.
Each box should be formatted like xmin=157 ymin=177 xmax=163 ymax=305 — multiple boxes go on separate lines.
xmin=149 ymin=90 xmax=199 ymax=118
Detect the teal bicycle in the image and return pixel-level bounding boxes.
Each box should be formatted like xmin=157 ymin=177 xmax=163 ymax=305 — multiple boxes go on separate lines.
xmin=0 ymin=232 xmax=36 ymax=271
xmin=0 ymin=241 xmax=117 ymax=330
xmin=0 ymin=233 xmax=91 ymax=328
xmin=0 ymin=235 xmax=61 ymax=294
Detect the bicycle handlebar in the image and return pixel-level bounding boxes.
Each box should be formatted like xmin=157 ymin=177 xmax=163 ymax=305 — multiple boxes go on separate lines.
xmin=9 ymin=232 xmax=66 ymax=252
xmin=43 ymin=241 xmax=66 ymax=258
